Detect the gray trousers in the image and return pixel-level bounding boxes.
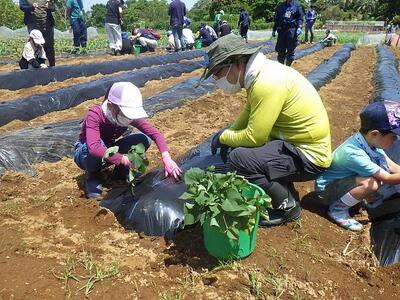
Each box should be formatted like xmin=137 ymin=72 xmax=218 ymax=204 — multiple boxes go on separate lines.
xmin=228 ymin=140 xmax=325 ymax=205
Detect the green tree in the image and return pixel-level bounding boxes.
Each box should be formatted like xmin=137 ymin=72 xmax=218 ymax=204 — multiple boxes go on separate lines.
xmin=0 ymin=0 xmax=24 ymax=29
xmin=87 ymin=3 xmax=107 ymax=28
xmin=53 ymin=0 xmax=69 ymax=31
xmin=122 ymin=0 xmax=169 ymax=31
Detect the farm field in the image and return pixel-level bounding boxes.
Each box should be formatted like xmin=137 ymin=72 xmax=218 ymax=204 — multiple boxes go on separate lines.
xmin=1 ymin=44 xmax=400 ymax=300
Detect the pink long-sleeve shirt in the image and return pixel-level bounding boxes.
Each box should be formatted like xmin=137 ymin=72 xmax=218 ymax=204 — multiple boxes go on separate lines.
xmin=79 ymin=105 xmax=168 ymax=165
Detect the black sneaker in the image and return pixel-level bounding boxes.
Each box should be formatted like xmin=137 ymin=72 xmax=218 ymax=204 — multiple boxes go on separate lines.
xmin=259 ymin=201 xmax=301 ymax=227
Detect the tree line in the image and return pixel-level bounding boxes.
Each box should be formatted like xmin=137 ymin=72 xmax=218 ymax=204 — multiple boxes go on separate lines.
xmin=1 ymin=0 xmax=399 ymax=31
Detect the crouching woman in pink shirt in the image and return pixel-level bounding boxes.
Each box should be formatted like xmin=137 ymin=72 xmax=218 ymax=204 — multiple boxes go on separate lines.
xmin=74 ymin=82 xmax=182 ymax=198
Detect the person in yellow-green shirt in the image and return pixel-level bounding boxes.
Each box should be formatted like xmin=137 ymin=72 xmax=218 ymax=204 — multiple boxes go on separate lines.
xmin=198 ymin=34 xmax=332 ymax=227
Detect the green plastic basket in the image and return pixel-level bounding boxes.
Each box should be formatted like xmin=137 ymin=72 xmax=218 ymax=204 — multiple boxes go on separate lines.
xmin=202 ymin=183 xmax=267 ymax=260
xmin=133 ymin=45 xmax=142 ymax=54
xmin=194 ymin=40 xmax=202 ymax=49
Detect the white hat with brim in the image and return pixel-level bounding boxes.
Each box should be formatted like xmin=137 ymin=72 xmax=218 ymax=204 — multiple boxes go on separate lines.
xmin=29 ymin=29 xmax=45 ymax=45
xmin=107 ymin=82 xmax=148 ymax=120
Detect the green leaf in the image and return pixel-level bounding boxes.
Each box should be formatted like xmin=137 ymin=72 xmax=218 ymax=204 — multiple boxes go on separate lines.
xmin=221 ymin=198 xmax=247 ymax=212
xmin=209 ymin=217 xmax=220 ymax=228
xmin=184 ymin=212 xmax=197 ymax=226
xmin=184 ymin=168 xmax=205 ymax=185
xmin=102 ymin=146 xmax=119 ymax=160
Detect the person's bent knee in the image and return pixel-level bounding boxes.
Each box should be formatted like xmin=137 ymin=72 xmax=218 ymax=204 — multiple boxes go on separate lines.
xmin=358 ymin=176 xmax=380 ymax=193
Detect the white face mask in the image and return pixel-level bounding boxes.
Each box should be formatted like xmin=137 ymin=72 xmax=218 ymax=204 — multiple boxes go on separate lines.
xmin=102 ymin=101 xmax=133 ymax=127
xmin=215 ymin=65 xmax=242 ymax=94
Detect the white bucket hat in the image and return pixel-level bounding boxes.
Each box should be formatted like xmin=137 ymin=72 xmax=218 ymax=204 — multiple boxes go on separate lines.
xmin=29 ymin=29 xmax=45 ymax=45
xmin=107 ymin=82 xmax=148 ymax=120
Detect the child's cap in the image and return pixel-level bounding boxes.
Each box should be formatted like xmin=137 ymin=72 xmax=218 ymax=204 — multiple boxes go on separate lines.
xmin=107 ymin=82 xmax=147 ymax=120
xmin=29 ymin=29 xmax=45 ymax=45
xmin=360 ymin=100 xmax=400 ymax=135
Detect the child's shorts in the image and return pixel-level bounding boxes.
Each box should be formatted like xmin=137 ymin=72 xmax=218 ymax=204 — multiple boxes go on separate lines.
xmin=319 ymin=176 xmax=358 ymax=206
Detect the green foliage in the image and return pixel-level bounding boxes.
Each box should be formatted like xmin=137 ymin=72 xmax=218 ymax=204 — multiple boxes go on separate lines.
xmin=103 ymin=143 xmax=149 ymax=193
xmin=53 ymin=0 xmax=69 ymax=31
xmin=0 ymin=0 xmax=24 ymax=30
xmin=393 ymin=15 xmax=400 ymax=25
xmin=180 ymin=166 xmax=271 ymax=241
xmin=87 ymin=4 xmax=107 ymax=29
xmin=123 ymin=0 xmax=169 ymax=32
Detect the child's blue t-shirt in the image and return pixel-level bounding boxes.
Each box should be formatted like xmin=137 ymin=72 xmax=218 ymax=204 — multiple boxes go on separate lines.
xmin=316 ymin=134 xmax=387 ymax=191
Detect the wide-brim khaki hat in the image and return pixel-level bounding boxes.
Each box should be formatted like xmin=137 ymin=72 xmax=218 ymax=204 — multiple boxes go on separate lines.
xmin=197 ymin=34 xmax=261 ymax=86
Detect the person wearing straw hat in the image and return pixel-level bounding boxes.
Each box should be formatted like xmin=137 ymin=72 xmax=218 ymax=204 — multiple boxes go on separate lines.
xmin=198 ymin=34 xmax=332 ymax=227
xmin=74 ymin=82 xmax=182 ymax=199
xmin=19 ymin=29 xmax=48 ymax=69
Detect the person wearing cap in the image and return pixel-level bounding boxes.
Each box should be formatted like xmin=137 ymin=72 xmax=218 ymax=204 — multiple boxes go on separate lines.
xmin=320 ymin=29 xmax=337 ymax=47
xmin=74 ymin=82 xmax=182 ymax=199
xmin=19 ymin=29 xmax=48 ymax=70
xmin=66 ymin=0 xmax=88 ymax=54
xmin=19 ymin=0 xmax=56 ymax=66
xmin=219 ymin=20 xmax=232 ymax=37
xmin=272 ymin=0 xmax=303 ymax=66
xmin=130 ymin=27 xmax=158 ymax=52
xmin=238 ymin=8 xmax=251 ymax=43
xmin=182 ymin=26 xmax=195 ymax=50
xmin=316 ymin=100 xmax=400 ymax=231
xmin=199 ymin=34 xmax=332 ymax=227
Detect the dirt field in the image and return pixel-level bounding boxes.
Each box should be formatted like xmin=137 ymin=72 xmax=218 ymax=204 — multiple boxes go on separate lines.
xmin=1 ymin=46 xmax=400 ymax=299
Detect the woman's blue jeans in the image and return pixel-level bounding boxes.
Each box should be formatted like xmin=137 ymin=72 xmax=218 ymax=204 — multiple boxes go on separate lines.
xmin=74 ymin=133 xmax=151 ymax=174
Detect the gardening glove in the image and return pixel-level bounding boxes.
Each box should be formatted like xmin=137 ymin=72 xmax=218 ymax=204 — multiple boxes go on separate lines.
xmin=162 ymin=152 xmax=182 ymax=180
xmin=211 ymin=129 xmax=227 ymax=155
xmin=40 ymin=63 xmax=47 ymax=69
xmin=120 ymin=155 xmax=131 ymax=168
xmin=272 ymin=30 xmax=276 ymax=38
xmin=296 ymin=28 xmax=302 ymax=37
xmin=211 ymin=129 xmax=231 ymax=163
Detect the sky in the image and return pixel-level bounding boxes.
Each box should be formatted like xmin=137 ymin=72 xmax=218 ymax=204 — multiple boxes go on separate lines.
xmin=83 ymin=0 xmax=197 ymax=11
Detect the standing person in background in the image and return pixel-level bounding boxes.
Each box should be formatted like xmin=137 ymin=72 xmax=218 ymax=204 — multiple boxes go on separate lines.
xmin=105 ymin=0 xmax=124 ymax=56
xmin=66 ymin=0 xmax=87 ymax=54
xmin=238 ymin=8 xmax=250 ymax=43
xmin=168 ymin=0 xmax=186 ymax=52
xmin=272 ymin=0 xmax=303 ymax=66
xmin=213 ymin=10 xmax=224 ymax=37
xmin=304 ymin=5 xmax=316 ymax=44
xmin=219 ymin=20 xmax=232 ymax=37
xmin=19 ymin=0 xmax=56 ymax=66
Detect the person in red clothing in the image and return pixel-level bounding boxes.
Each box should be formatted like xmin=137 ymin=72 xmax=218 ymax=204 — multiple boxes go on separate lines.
xmin=74 ymin=82 xmax=182 ymax=198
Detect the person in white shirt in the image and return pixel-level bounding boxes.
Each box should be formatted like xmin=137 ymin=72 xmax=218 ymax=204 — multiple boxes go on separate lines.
xmin=321 ymin=29 xmax=337 ymax=47
xmin=182 ymin=27 xmax=195 ymax=49
xmin=19 ymin=29 xmax=47 ymax=70
xmin=166 ymin=30 xmax=180 ymax=51
xmin=205 ymin=24 xmax=218 ymax=41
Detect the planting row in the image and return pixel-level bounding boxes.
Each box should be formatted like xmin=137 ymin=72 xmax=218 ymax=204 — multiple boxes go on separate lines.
xmin=0 ymin=44 xmax=352 ymax=180
xmin=0 ymin=41 xmax=274 ymax=91
xmin=370 ymin=45 xmax=400 ymax=267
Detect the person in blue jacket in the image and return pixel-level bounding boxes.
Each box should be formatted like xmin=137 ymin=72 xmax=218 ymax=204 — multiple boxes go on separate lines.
xmin=272 ymin=0 xmax=303 ymax=66
xmin=304 ymin=5 xmax=317 ymax=43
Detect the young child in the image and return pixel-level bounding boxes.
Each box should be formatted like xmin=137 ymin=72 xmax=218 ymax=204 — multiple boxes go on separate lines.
xmin=316 ymin=100 xmax=400 ymax=231
xmin=74 ymin=82 xmax=182 ymax=198
xmin=320 ymin=29 xmax=337 ymax=47
xmin=19 ymin=29 xmax=48 ymax=70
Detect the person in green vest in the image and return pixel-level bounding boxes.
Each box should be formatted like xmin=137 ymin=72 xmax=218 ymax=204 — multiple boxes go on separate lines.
xmin=213 ymin=10 xmax=224 ymax=37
